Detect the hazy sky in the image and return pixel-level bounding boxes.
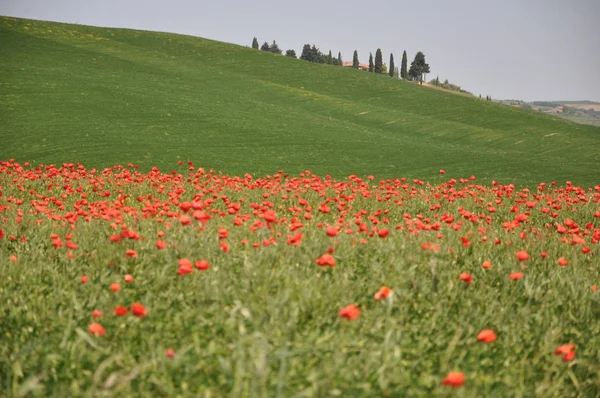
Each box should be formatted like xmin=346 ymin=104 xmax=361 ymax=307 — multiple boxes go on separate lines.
xmin=2 ymin=0 xmax=599 ymax=101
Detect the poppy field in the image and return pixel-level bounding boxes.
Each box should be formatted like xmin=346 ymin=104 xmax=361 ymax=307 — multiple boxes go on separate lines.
xmin=1 ymin=159 xmax=599 ymax=397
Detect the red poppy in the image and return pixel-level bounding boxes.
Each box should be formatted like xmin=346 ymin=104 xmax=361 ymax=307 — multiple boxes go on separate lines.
xmin=124 ymin=274 xmax=134 ymax=283
xmin=114 ymin=306 xmax=128 ymax=316
xmin=481 ymin=261 xmax=493 ymax=269
xmin=374 ymin=286 xmax=392 ymax=300
xmin=81 ymin=275 xmax=88 ymax=283
xmin=557 ymin=257 xmax=568 ymax=266
xmin=178 ymin=258 xmax=193 ymax=275
xmin=315 ymin=253 xmax=336 ymax=267
xmin=441 ymin=371 xmax=465 ymax=388
xmin=89 ymin=322 xmax=106 ymax=336
xmin=508 ymin=272 xmax=523 ymax=280
xmin=460 ymin=272 xmax=473 ymax=284
xmin=155 ymin=240 xmax=166 ymax=249
xmin=131 ymin=303 xmax=147 ymax=317
xmin=339 ymin=304 xmax=360 ymax=320
xmin=92 ymin=309 xmax=102 ymax=318
xmin=515 ymin=250 xmax=529 ymax=261
xmin=110 ymin=283 xmax=121 ymax=292
xmin=195 ymin=260 xmax=210 ymax=271
xmin=378 ymin=229 xmax=389 ymax=238
xmin=165 ymin=348 xmax=175 ymax=358
xmin=477 ymin=329 xmax=497 ymax=343
xmin=554 ymin=343 xmax=575 ymax=362
xmin=326 ymin=226 xmax=338 ymax=237
xmin=125 ymin=249 xmax=138 ymax=258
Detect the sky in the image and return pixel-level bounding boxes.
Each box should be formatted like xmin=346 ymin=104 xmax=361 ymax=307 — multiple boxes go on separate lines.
xmin=2 ymin=0 xmax=599 ymax=102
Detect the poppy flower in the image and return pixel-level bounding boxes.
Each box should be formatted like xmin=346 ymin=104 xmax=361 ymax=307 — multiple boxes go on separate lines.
xmin=554 ymin=343 xmax=575 ymax=362
xmin=165 ymin=348 xmax=175 ymax=358
xmin=178 ymin=258 xmax=193 ymax=275
xmin=315 ymin=253 xmax=336 ymax=267
xmin=374 ymin=286 xmax=392 ymax=300
xmin=155 ymin=240 xmax=166 ymax=249
xmin=592 ymin=285 xmax=597 ymax=292
xmin=326 ymin=227 xmax=338 ymax=237
xmin=195 ymin=260 xmax=210 ymax=271
xmin=378 ymin=229 xmax=389 ymax=238
xmin=110 ymin=283 xmax=121 ymax=292
xmin=131 ymin=303 xmax=147 ymax=317
xmin=125 ymin=249 xmax=138 ymax=258
xmin=89 ymin=322 xmax=106 ymax=336
xmin=81 ymin=275 xmax=88 ymax=283
xmin=477 ymin=329 xmax=497 ymax=343
xmin=557 ymin=257 xmax=568 ymax=266
xmin=441 ymin=371 xmax=465 ymax=388
xmin=339 ymin=304 xmax=360 ymax=320
xmin=460 ymin=272 xmax=473 ymax=284
xmin=92 ymin=309 xmax=102 ymax=318
xmin=515 ymin=250 xmax=529 ymax=261
xmin=508 ymin=272 xmax=523 ymax=280
xmin=482 ymin=261 xmax=493 ymax=269
xmin=114 ymin=306 xmax=128 ymax=316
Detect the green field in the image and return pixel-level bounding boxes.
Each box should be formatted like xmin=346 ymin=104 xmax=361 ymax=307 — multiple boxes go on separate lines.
xmin=1 ymin=16 xmax=599 ymax=186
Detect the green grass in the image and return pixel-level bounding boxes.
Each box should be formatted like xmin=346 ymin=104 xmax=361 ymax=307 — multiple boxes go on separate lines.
xmin=1 ymin=16 xmax=600 ymax=186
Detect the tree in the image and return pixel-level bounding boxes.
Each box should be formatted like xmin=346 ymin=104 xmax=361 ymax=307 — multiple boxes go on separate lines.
xmin=328 ymin=50 xmax=333 ymax=64
xmin=389 ymin=53 xmax=395 ymax=77
xmin=337 ymin=52 xmax=342 ymax=66
xmin=352 ymin=50 xmax=359 ymax=68
xmin=270 ymin=40 xmax=282 ymax=55
xmin=285 ymin=49 xmax=297 ymax=58
xmin=252 ymin=37 xmax=259 ymax=49
xmin=375 ymin=48 xmax=383 ymax=74
xmin=408 ymin=51 xmax=430 ymax=84
xmin=434 ymin=76 xmax=440 ymax=86
xmin=400 ymin=50 xmax=408 ymax=79
xmin=300 ymin=44 xmax=323 ymax=63
xmin=260 ymin=41 xmax=270 ymax=52
xmin=300 ymin=44 xmax=312 ymax=61
xmin=368 ymin=53 xmax=374 ymax=72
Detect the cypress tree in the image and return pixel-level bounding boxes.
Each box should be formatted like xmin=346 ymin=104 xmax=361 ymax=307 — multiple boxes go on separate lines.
xmin=389 ymin=53 xmax=395 ymax=77
xmin=352 ymin=50 xmax=359 ymax=68
xmin=338 ymin=52 xmax=342 ymax=66
xmin=328 ymin=50 xmax=333 ymax=64
xmin=252 ymin=37 xmax=259 ymax=49
xmin=375 ymin=48 xmax=383 ymax=74
xmin=400 ymin=50 xmax=408 ymax=79
xmin=368 ymin=53 xmax=374 ymax=72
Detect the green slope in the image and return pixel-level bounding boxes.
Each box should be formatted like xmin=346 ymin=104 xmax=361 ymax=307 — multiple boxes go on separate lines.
xmin=1 ymin=16 xmax=599 ymax=185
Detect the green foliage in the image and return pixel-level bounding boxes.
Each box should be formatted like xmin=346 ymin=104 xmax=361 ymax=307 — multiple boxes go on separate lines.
xmin=285 ymin=49 xmax=297 ymax=58
xmin=260 ymin=41 xmax=270 ymax=51
xmin=269 ymin=40 xmax=282 ymax=55
xmin=400 ymin=50 xmax=408 ymax=79
xmin=368 ymin=53 xmax=374 ymax=72
xmin=352 ymin=50 xmax=359 ymax=68
xmin=409 ymin=51 xmax=430 ymax=83
xmin=328 ymin=50 xmax=333 ymax=64
xmin=252 ymin=37 xmax=259 ymax=49
xmin=300 ymin=44 xmax=324 ymax=63
xmin=1 ymin=17 xmax=600 ymax=185
xmin=375 ymin=48 xmax=383 ymax=74
xmin=337 ymin=52 xmax=342 ymax=66
xmin=389 ymin=53 xmax=395 ymax=78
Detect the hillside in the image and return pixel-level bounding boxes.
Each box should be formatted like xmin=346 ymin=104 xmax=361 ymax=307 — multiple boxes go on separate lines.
xmin=1 ymin=16 xmax=599 ymax=186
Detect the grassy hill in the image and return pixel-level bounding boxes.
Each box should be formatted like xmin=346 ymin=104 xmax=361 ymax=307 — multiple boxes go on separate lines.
xmin=1 ymin=16 xmax=599 ymax=185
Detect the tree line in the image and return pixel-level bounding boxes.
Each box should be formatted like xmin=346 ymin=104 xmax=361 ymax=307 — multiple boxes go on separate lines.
xmin=252 ymin=37 xmax=431 ymax=83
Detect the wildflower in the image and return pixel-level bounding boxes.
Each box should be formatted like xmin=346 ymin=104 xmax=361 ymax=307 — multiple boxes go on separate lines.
xmin=378 ymin=229 xmax=389 ymax=238
xmin=339 ymin=304 xmax=360 ymax=320
xmin=124 ymin=274 xmax=134 ymax=283
xmin=441 ymin=371 xmax=465 ymax=388
xmin=92 ymin=309 xmax=102 ymax=318
xmin=326 ymin=226 xmax=338 ymax=237
xmin=165 ymin=348 xmax=175 ymax=358
xmin=460 ymin=272 xmax=473 ymax=284
xmin=125 ymin=249 xmax=138 ymax=258
xmin=178 ymin=258 xmax=193 ymax=275
xmin=315 ymin=253 xmax=336 ymax=267
xmin=477 ymin=329 xmax=497 ymax=343
xmin=374 ymin=286 xmax=392 ymax=300
xmin=554 ymin=343 xmax=575 ymax=362
xmin=114 ymin=306 xmax=128 ymax=316
xmin=131 ymin=303 xmax=147 ymax=317
xmin=89 ymin=322 xmax=106 ymax=336
xmin=81 ymin=275 xmax=88 ymax=283
xmin=195 ymin=260 xmax=210 ymax=271
xmin=155 ymin=240 xmax=166 ymax=249
xmin=508 ymin=272 xmax=523 ymax=280
xmin=482 ymin=261 xmax=493 ymax=269
xmin=557 ymin=257 xmax=568 ymax=266
xmin=515 ymin=250 xmax=529 ymax=261
xmin=110 ymin=283 xmax=120 ymax=292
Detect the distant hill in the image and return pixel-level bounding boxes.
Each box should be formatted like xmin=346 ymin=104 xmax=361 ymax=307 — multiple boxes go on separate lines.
xmin=1 ymin=16 xmax=600 ymax=186
xmin=499 ymin=100 xmax=600 ymax=127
